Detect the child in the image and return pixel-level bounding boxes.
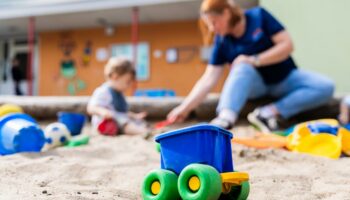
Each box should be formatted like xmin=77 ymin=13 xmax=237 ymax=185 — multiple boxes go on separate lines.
xmin=87 ymin=57 xmax=150 ymax=137
xmin=339 ymin=96 xmax=350 ymax=127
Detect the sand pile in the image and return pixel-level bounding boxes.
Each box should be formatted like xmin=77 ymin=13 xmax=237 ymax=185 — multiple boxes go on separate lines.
xmin=0 ymin=124 xmax=350 ymax=200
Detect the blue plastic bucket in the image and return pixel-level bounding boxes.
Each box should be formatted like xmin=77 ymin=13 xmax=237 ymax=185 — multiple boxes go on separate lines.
xmin=155 ymin=124 xmax=234 ymax=175
xmin=57 ymin=112 xmax=86 ymax=136
xmin=134 ymin=89 xmax=176 ymax=97
xmin=0 ymin=113 xmax=45 ymax=155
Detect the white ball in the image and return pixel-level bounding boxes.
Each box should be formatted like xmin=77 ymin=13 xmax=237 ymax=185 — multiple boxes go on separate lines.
xmin=43 ymin=122 xmax=71 ymax=150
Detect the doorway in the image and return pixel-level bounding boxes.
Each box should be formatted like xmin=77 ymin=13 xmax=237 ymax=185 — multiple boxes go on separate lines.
xmin=0 ymin=39 xmax=38 ymax=95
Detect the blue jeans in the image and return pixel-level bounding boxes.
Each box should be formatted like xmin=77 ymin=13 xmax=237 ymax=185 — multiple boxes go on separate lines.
xmin=217 ymin=63 xmax=335 ymax=119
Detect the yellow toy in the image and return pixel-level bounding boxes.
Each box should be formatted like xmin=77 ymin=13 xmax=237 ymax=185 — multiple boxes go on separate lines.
xmin=0 ymin=104 xmax=23 ymax=117
xmin=287 ymin=119 xmax=350 ymax=159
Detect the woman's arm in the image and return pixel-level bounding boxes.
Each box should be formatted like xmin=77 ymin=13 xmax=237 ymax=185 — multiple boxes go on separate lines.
xmin=256 ymin=30 xmax=294 ymax=66
xmin=233 ymin=30 xmax=294 ymax=67
xmin=182 ymin=65 xmax=224 ymax=111
xmin=167 ymin=65 xmax=224 ymax=122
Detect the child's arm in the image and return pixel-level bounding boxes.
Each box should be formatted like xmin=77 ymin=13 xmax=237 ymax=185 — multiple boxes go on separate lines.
xmin=87 ymin=105 xmax=114 ymax=119
xmin=128 ymin=111 xmax=147 ymax=120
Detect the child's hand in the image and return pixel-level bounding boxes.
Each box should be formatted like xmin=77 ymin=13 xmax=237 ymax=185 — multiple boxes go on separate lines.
xmin=101 ymin=110 xmax=114 ymax=119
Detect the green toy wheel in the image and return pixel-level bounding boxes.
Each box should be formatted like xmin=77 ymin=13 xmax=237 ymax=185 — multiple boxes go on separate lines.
xmin=237 ymin=181 xmax=250 ymax=200
xmin=178 ymin=164 xmax=222 ymax=200
xmin=219 ymin=181 xmax=250 ymax=200
xmin=142 ymin=169 xmax=180 ymax=200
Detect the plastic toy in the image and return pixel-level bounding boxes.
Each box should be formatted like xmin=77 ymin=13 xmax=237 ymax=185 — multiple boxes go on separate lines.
xmin=97 ymin=119 xmax=119 ymax=136
xmin=0 ymin=104 xmax=23 ymax=117
xmin=273 ymin=126 xmax=295 ymax=137
xmin=287 ymin=119 xmax=350 ymax=159
xmin=134 ymin=89 xmax=176 ymax=97
xmin=345 ymin=124 xmax=350 ymax=131
xmin=43 ymin=122 xmax=72 ymax=150
xmin=0 ymin=113 xmax=45 ymax=155
xmin=65 ymin=135 xmax=90 ymax=147
xmin=142 ymin=124 xmax=250 ymax=200
xmin=155 ymin=143 xmax=161 ymax=153
xmin=232 ymin=132 xmax=287 ymax=149
xmin=342 ymin=126 xmax=350 ymax=156
xmin=154 ymin=119 xmax=174 ymax=130
xmin=292 ymin=133 xmax=341 ymax=159
xmin=57 ymin=112 xmax=86 ymax=136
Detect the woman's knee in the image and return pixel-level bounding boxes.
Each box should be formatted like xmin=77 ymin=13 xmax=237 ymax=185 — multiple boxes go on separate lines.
xmin=299 ymin=70 xmax=335 ymax=99
xmin=320 ymin=78 xmax=335 ymax=99
xmin=312 ymin=77 xmax=335 ymax=101
xmin=230 ymin=62 xmax=258 ymax=78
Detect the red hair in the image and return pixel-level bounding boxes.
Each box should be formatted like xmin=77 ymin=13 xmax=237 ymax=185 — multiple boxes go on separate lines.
xmin=199 ymin=0 xmax=243 ymax=45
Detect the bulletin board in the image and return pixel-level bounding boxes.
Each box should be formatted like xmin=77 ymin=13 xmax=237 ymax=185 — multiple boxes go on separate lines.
xmin=111 ymin=43 xmax=150 ymax=81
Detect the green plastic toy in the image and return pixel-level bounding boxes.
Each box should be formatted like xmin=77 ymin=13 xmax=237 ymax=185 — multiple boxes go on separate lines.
xmin=155 ymin=143 xmax=161 ymax=153
xmin=65 ymin=135 xmax=90 ymax=147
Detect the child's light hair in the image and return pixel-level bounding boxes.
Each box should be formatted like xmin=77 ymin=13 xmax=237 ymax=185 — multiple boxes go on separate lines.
xmin=104 ymin=57 xmax=136 ymax=79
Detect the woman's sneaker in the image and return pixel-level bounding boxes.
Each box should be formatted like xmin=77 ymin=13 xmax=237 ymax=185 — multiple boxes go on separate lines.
xmin=247 ymin=108 xmax=280 ymax=133
xmin=210 ymin=117 xmax=234 ymax=130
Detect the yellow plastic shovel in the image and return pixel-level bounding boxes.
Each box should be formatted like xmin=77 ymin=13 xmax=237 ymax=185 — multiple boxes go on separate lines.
xmin=293 ymin=133 xmax=342 ymax=159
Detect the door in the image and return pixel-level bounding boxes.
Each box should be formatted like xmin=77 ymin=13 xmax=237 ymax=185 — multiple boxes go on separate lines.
xmin=0 ymin=39 xmax=38 ymax=95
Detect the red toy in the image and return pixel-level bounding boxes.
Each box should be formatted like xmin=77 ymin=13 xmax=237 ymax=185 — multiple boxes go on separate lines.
xmin=154 ymin=119 xmax=175 ymax=130
xmin=97 ymin=119 xmax=119 ymax=136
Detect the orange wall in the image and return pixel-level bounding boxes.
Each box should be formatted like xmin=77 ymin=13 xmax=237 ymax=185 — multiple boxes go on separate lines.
xmin=39 ymin=20 xmax=229 ymax=96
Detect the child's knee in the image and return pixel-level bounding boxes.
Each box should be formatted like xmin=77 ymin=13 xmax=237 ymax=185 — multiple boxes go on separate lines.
xmin=339 ymin=96 xmax=350 ymax=125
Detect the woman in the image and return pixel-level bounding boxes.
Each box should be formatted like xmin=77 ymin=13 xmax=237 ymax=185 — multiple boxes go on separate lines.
xmin=167 ymin=0 xmax=334 ymax=132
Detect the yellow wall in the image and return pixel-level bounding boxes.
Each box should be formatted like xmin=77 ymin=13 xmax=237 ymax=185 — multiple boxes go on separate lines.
xmin=39 ymin=20 xmax=229 ymax=96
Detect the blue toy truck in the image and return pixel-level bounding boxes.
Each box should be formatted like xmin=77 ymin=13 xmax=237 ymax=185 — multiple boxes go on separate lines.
xmin=142 ymin=124 xmax=250 ymax=200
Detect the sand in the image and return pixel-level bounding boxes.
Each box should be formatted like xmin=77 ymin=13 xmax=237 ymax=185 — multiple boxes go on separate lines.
xmin=0 ymin=122 xmax=350 ymax=200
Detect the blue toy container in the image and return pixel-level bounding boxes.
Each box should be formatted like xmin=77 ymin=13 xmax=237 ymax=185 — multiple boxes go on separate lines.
xmin=308 ymin=123 xmax=338 ymax=136
xmin=0 ymin=113 xmax=45 ymax=155
xmin=57 ymin=112 xmax=86 ymax=136
xmin=155 ymin=124 xmax=234 ymax=175
xmin=134 ymin=89 xmax=176 ymax=97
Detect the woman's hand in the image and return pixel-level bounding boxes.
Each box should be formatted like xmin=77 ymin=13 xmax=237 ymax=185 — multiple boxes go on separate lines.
xmin=166 ymin=65 xmax=224 ymax=123
xmin=167 ymin=105 xmax=190 ymax=123
xmin=232 ymin=55 xmax=255 ymax=66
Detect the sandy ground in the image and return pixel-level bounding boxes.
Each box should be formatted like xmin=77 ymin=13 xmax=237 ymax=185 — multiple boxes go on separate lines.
xmin=0 ymin=121 xmax=350 ymax=200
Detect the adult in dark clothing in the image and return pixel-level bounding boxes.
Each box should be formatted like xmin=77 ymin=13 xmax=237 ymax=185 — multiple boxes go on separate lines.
xmin=11 ymin=58 xmax=24 ymax=95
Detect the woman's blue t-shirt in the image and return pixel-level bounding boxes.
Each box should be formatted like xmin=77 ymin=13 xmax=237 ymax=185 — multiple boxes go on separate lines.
xmin=209 ymin=7 xmax=297 ymax=84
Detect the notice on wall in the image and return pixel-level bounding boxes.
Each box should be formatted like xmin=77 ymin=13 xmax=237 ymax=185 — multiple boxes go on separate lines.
xmin=111 ymin=43 xmax=150 ymax=81
xmin=96 ymin=48 xmax=109 ymax=62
